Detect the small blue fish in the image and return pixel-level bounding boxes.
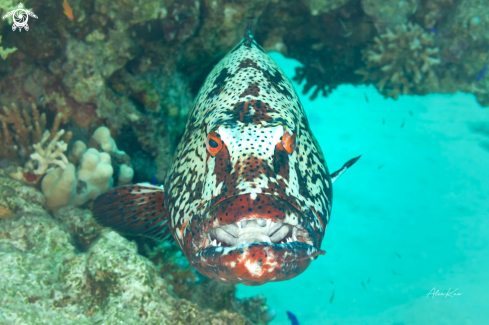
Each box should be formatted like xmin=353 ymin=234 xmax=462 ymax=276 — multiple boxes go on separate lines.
xmin=428 ymin=27 xmax=438 ymax=34
xmin=286 ymin=311 xmax=300 ymax=325
xmin=477 ymin=63 xmax=488 ymax=82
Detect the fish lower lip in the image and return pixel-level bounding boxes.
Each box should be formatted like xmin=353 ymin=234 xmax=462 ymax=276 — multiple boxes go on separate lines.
xmin=194 ymin=241 xmax=325 ymax=269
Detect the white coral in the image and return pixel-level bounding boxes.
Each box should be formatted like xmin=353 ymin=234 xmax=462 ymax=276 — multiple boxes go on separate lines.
xmin=40 ymin=127 xmax=133 ymax=212
xmin=74 ymin=149 xmax=114 ymax=206
xmin=41 ymin=163 xmax=77 ymax=212
xmin=29 ymin=130 xmax=69 ymax=175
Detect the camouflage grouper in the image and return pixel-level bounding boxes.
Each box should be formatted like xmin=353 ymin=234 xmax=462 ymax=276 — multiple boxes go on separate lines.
xmin=92 ymin=27 xmax=359 ymax=286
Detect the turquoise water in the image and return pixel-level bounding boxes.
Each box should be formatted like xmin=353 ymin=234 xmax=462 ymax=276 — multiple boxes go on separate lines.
xmin=238 ymin=53 xmax=489 ymax=325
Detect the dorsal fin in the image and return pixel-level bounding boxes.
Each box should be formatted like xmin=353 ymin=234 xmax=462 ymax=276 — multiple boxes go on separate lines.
xmin=330 ymin=155 xmax=361 ymax=183
xmin=243 ymin=18 xmax=254 ymax=47
xmin=91 ymin=185 xmax=171 ymax=241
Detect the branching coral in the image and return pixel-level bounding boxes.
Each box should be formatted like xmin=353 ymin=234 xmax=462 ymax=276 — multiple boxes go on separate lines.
xmin=355 ymin=22 xmax=441 ymax=99
xmin=0 ymin=103 xmax=73 ymax=184
xmin=28 ymin=130 xmax=70 ymax=175
xmin=0 ymin=103 xmax=47 ymax=160
xmin=293 ymin=53 xmax=363 ymax=100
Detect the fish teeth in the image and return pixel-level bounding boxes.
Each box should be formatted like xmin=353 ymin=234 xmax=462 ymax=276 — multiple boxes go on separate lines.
xmin=237 ymin=222 xmax=242 ymax=229
xmin=293 ymin=235 xmax=298 ymax=241
xmin=211 ymin=239 xmax=217 ymax=246
xmin=266 ymin=220 xmax=272 ymax=228
xmin=256 ymin=219 xmax=267 ymax=227
xmin=218 ymin=242 xmax=222 ymax=246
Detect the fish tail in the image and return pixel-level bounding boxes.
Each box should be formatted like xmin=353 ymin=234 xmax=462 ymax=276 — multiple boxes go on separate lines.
xmin=91 ymin=185 xmax=171 ymax=241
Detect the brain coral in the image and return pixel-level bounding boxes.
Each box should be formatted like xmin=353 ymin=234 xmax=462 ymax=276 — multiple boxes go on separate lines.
xmin=356 ymin=22 xmax=441 ymax=99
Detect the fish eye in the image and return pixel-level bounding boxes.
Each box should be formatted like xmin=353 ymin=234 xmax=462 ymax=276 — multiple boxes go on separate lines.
xmin=206 ymin=131 xmax=223 ymax=156
xmin=281 ymin=131 xmax=297 ymax=154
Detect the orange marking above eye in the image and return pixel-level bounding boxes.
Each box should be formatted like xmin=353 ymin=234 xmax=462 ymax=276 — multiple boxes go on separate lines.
xmin=281 ymin=131 xmax=297 ymax=154
xmin=206 ymin=131 xmax=223 ymax=156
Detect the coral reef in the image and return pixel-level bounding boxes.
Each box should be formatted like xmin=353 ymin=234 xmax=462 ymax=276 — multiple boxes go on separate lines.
xmin=0 ymin=176 xmax=270 ymax=324
xmin=0 ymin=103 xmax=71 ymax=164
xmin=0 ymin=173 xmax=46 ymax=219
xmin=39 ymin=126 xmax=133 ymax=212
xmin=361 ymin=0 xmax=418 ymax=32
xmin=0 ymin=35 xmax=16 ymax=59
xmin=416 ymin=0 xmax=454 ymax=29
xmin=94 ymin=0 xmax=169 ymax=30
xmin=28 ymin=129 xmax=70 ymax=175
xmin=145 ymin=241 xmax=273 ymax=324
xmin=430 ymin=0 xmax=489 ymax=106
xmin=355 ymin=23 xmax=441 ymax=99
xmin=303 ymin=0 xmax=352 ymax=16
xmin=3 ymin=0 xmax=489 ymax=321
xmin=56 ymin=206 xmax=105 ymax=251
xmin=61 ymin=30 xmax=137 ymax=105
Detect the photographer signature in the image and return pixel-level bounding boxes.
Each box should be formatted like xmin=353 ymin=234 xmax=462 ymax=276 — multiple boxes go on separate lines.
xmin=426 ymin=287 xmax=462 ymax=298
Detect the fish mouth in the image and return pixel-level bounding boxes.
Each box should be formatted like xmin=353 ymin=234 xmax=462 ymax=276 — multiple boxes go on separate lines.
xmin=190 ymin=194 xmax=325 ymax=285
xmin=205 ymin=216 xmax=309 ymax=247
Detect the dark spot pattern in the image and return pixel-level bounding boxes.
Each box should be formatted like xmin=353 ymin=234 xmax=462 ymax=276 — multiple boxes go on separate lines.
xmin=93 ymin=35 xmax=333 ymax=285
xmin=240 ymin=82 xmax=260 ymax=98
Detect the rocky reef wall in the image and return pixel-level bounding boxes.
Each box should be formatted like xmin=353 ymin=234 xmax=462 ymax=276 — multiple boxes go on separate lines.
xmin=0 ymin=173 xmax=273 ymax=324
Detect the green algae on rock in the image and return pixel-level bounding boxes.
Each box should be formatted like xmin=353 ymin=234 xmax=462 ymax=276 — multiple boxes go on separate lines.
xmin=0 ymin=35 xmax=16 ymax=60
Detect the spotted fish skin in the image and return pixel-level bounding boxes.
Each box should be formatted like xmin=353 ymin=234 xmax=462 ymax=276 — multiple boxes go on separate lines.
xmin=92 ymin=31 xmax=359 ymax=285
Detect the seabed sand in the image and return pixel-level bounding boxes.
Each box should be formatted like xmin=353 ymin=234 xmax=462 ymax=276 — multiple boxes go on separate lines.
xmin=237 ymin=53 xmax=489 ymax=325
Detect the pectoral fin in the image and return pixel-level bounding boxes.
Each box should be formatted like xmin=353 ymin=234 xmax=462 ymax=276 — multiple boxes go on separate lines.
xmin=91 ymin=184 xmax=171 ymax=241
xmin=330 ymin=155 xmax=361 ymax=183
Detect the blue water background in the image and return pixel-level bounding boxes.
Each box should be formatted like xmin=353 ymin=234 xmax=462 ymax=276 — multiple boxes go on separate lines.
xmin=237 ymin=53 xmax=489 ymax=324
